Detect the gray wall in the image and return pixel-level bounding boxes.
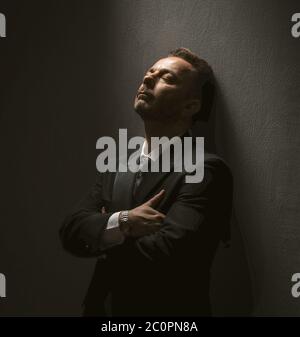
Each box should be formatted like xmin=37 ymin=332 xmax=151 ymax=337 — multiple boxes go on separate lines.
xmin=0 ymin=0 xmax=299 ymax=316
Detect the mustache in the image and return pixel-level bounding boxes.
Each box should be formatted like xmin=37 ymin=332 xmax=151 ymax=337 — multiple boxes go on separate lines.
xmin=137 ymin=89 xmax=154 ymax=98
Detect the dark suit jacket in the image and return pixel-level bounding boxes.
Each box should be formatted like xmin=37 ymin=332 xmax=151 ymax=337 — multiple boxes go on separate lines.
xmin=60 ymin=139 xmax=233 ymax=317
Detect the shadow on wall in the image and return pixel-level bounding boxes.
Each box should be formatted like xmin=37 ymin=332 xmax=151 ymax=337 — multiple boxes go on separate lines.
xmin=192 ymin=83 xmax=254 ymax=316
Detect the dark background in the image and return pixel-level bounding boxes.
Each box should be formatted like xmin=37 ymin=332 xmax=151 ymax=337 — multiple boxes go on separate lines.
xmin=0 ymin=0 xmax=299 ymax=316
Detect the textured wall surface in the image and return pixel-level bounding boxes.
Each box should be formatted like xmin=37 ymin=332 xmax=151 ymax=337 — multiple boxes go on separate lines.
xmin=0 ymin=0 xmax=299 ymax=316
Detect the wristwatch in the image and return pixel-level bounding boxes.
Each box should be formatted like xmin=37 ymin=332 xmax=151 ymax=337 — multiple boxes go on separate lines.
xmin=119 ymin=210 xmax=131 ymax=236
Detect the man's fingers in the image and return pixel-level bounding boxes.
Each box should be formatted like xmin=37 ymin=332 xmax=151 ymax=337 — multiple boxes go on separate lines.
xmin=147 ymin=211 xmax=165 ymax=220
xmin=153 ymin=213 xmax=166 ymax=221
xmin=144 ymin=213 xmax=165 ymax=223
xmin=145 ymin=189 xmax=165 ymax=207
xmin=155 ymin=210 xmax=166 ymax=218
xmin=143 ymin=207 xmax=166 ymax=218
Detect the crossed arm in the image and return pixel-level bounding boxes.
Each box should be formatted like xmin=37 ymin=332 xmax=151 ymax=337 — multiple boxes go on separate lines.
xmin=59 ymin=159 xmax=232 ymax=261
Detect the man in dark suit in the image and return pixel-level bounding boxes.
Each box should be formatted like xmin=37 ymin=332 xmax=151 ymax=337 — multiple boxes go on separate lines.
xmin=60 ymin=47 xmax=233 ymax=316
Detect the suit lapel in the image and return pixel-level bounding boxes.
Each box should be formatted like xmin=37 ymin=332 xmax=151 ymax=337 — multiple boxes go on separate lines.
xmin=109 ymin=149 xmax=140 ymax=211
xmin=109 ymin=170 xmax=136 ymax=211
xmin=110 ymin=130 xmax=194 ymax=208
xmin=133 ymin=130 xmax=193 ymax=204
xmin=133 ymin=168 xmax=172 ymax=204
xmin=133 ymin=137 xmax=187 ymax=204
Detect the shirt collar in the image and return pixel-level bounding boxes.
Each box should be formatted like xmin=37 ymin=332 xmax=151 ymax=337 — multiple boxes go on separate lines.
xmin=140 ymin=136 xmax=182 ymax=163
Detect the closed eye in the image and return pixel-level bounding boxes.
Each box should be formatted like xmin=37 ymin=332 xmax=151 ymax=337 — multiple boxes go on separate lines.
xmin=162 ymin=74 xmax=176 ymax=82
xmin=146 ymin=68 xmax=177 ymax=82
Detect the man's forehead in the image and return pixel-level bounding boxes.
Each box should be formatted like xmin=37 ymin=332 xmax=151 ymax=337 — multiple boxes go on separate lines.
xmin=149 ymin=56 xmax=194 ymax=75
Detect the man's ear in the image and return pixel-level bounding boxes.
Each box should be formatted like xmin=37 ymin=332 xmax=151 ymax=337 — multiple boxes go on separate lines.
xmin=183 ymin=98 xmax=201 ymax=119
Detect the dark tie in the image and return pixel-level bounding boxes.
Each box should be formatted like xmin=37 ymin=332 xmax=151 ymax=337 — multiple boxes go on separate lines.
xmin=132 ymin=156 xmax=150 ymax=198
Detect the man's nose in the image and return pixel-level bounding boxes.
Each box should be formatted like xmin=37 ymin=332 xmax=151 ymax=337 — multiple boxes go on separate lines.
xmin=143 ymin=73 xmax=156 ymax=88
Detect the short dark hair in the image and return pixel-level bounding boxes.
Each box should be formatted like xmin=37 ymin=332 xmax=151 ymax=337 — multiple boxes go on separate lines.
xmin=168 ymin=47 xmax=215 ymax=122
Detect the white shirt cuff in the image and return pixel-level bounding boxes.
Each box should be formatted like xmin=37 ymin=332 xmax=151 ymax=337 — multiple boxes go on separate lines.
xmin=99 ymin=211 xmax=125 ymax=250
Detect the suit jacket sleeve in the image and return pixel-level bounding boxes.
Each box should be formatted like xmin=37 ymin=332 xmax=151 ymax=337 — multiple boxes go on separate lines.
xmin=59 ymin=173 xmax=114 ymax=257
xmin=122 ymin=158 xmax=233 ymax=263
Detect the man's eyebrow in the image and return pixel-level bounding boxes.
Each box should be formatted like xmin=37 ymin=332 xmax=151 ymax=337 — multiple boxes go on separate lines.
xmin=148 ymin=67 xmax=178 ymax=78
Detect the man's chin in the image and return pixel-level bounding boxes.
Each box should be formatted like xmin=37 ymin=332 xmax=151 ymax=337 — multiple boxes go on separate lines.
xmin=134 ymin=101 xmax=162 ymax=121
xmin=134 ymin=108 xmax=148 ymax=120
xmin=134 ymin=101 xmax=150 ymax=117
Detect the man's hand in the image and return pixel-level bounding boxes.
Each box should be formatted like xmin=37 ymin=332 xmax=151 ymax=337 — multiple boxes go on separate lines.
xmin=125 ymin=189 xmax=166 ymax=238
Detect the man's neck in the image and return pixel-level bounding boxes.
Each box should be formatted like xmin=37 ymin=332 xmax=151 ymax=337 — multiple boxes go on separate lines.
xmin=144 ymin=120 xmax=190 ymax=153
